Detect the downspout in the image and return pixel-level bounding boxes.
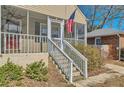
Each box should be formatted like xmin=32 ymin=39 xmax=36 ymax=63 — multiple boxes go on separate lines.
xmin=117 ymin=34 xmax=121 ymax=61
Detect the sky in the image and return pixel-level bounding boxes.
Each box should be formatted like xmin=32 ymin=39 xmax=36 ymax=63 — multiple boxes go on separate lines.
xmin=78 ymin=5 xmax=124 ymax=31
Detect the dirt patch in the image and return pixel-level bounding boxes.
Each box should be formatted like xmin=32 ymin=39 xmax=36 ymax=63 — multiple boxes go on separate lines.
xmin=47 ymin=59 xmax=74 ymax=87
xmin=88 ymin=67 xmax=109 ymax=77
xmin=93 ymin=75 xmax=124 ymax=87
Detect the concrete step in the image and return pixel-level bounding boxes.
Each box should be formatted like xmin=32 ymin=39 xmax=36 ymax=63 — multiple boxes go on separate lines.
xmin=55 ymin=56 xmax=67 ymax=60
xmin=73 ymin=71 xmax=81 ymax=77
xmin=58 ymin=60 xmax=69 ymax=64
xmin=73 ymin=75 xmax=84 ymax=82
xmin=73 ymin=67 xmax=78 ymax=72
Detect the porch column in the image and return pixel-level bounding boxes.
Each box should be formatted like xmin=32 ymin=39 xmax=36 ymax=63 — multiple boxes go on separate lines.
xmin=0 ymin=5 xmax=1 ymax=54
xmin=60 ymin=20 xmax=64 ymax=50
xmin=47 ymin=16 xmax=51 ymax=39
xmin=27 ymin=10 xmax=30 ymax=53
xmin=84 ymin=20 xmax=88 ymax=46
xmin=74 ymin=23 xmax=77 ymax=40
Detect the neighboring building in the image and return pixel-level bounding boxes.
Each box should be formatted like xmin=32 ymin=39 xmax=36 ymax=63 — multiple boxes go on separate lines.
xmin=0 ymin=5 xmax=88 ymax=83
xmin=87 ymin=29 xmax=124 ymax=60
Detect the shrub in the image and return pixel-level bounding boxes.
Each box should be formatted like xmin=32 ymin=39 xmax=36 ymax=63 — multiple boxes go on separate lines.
xmin=25 ymin=60 xmax=48 ymax=81
xmin=0 ymin=58 xmax=23 ymax=86
xmin=74 ymin=44 xmax=103 ymax=72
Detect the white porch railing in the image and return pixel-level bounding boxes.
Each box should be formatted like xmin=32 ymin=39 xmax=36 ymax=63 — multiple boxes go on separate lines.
xmin=63 ymin=40 xmax=88 ymax=79
xmin=65 ymin=38 xmax=84 ymax=45
xmin=1 ymin=32 xmax=48 ymax=54
xmin=48 ymin=38 xmax=73 ymax=83
xmin=51 ymin=38 xmax=88 ymax=79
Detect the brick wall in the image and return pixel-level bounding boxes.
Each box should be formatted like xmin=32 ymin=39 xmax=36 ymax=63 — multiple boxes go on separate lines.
xmin=101 ymin=35 xmax=119 ymax=60
xmin=87 ymin=35 xmax=119 ymax=60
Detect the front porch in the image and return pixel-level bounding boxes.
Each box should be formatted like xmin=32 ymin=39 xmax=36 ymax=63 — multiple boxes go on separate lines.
xmin=0 ymin=5 xmax=86 ymax=54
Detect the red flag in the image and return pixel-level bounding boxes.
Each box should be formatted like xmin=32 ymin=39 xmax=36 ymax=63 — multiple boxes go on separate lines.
xmin=66 ymin=9 xmax=77 ymax=33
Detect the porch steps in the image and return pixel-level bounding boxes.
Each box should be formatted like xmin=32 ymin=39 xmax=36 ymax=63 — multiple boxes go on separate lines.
xmin=49 ymin=52 xmax=84 ymax=83
xmin=48 ymin=39 xmax=87 ymax=83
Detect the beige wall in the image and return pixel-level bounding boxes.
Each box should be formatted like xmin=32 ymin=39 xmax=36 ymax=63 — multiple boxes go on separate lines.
xmin=16 ymin=5 xmax=86 ymax=24
xmin=0 ymin=53 xmax=49 ymax=68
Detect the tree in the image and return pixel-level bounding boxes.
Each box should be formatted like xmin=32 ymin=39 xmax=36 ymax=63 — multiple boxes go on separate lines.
xmin=78 ymin=5 xmax=124 ymax=32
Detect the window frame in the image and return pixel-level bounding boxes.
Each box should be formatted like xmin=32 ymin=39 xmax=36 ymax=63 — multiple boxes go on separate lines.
xmin=5 ymin=18 xmax=22 ymax=34
xmin=95 ymin=37 xmax=101 ymax=45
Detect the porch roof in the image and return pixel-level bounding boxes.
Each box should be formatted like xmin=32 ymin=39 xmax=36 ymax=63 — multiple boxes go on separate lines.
xmin=87 ymin=29 xmax=124 ymax=38
xmin=14 ymin=5 xmax=87 ymax=24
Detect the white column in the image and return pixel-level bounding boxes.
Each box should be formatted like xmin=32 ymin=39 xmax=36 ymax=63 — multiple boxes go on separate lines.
xmin=27 ymin=10 xmax=30 ymax=53
xmin=84 ymin=20 xmax=87 ymax=46
xmin=0 ymin=5 xmax=1 ymax=54
xmin=74 ymin=23 xmax=77 ymax=40
xmin=47 ymin=16 xmax=51 ymax=39
xmin=60 ymin=20 xmax=64 ymax=50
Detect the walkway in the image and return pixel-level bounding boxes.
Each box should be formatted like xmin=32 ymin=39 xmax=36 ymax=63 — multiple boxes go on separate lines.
xmin=73 ymin=64 xmax=124 ymax=87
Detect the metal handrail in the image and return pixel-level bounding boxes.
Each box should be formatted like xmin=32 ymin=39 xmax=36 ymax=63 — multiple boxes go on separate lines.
xmin=48 ymin=39 xmax=73 ymax=63
xmin=63 ymin=40 xmax=87 ymax=61
xmin=63 ymin=40 xmax=88 ymax=78
xmin=48 ymin=38 xmax=73 ymax=83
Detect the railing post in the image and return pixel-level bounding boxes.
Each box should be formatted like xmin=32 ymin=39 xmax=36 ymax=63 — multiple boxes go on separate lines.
xmin=27 ymin=10 xmax=30 ymax=53
xmin=84 ymin=60 xmax=88 ymax=79
xmin=69 ymin=61 xmax=73 ymax=83
xmin=60 ymin=20 xmax=64 ymax=50
xmin=0 ymin=5 xmax=1 ymax=54
xmin=84 ymin=19 xmax=88 ymax=46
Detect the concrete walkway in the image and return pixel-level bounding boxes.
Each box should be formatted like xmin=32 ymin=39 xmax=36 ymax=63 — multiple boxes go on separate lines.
xmin=74 ymin=64 xmax=124 ymax=87
xmin=105 ymin=64 xmax=124 ymax=75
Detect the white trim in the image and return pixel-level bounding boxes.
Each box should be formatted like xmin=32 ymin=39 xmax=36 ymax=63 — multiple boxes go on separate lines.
xmin=60 ymin=20 xmax=64 ymax=50
xmin=84 ymin=21 xmax=87 ymax=46
xmin=47 ymin=16 xmax=51 ymax=39
xmin=48 ymin=17 xmax=64 ymax=50
xmin=40 ymin=23 xmax=47 ymax=36
xmin=27 ymin=10 xmax=30 ymax=53
xmin=95 ymin=37 xmax=101 ymax=46
xmin=117 ymin=34 xmax=121 ymax=61
xmin=75 ymin=5 xmax=87 ymax=21
xmin=0 ymin=5 xmax=1 ymax=54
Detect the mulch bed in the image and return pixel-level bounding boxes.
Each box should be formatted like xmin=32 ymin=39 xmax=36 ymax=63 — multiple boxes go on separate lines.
xmin=6 ymin=58 xmax=74 ymax=87
xmin=88 ymin=67 xmax=109 ymax=77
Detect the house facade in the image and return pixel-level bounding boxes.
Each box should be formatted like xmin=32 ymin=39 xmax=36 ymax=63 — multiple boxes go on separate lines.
xmin=0 ymin=5 xmax=88 ymax=83
xmin=87 ymin=29 xmax=124 ymax=60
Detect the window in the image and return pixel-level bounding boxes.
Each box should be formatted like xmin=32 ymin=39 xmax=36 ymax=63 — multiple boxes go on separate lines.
xmin=6 ymin=19 xmax=21 ymax=33
xmin=76 ymin=23 xmax=84 ymax=39
xmin=95 ymin=37 xmax=101 ymax=45
xmin=40 ymin=23 xmax=47 ymax=36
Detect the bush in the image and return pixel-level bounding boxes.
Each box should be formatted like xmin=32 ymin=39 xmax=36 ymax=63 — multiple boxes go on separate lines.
xmin=25 ymin=60 xmax=48 ymax=81
xmin=74 ymin=44 xmax=103 ymax=72
xmin=0 ymin=58 xmax=23 ymax=86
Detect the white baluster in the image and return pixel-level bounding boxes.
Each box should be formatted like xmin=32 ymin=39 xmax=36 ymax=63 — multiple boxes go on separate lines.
xmin=4 ymin=33 xmax=6 ymax=54
xmin=13 ymin=34 xmax=14 ymax=53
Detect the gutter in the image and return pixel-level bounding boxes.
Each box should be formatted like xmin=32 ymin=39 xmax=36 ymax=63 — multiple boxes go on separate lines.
xmin=117 ymin=34 xmax=121 ymax=61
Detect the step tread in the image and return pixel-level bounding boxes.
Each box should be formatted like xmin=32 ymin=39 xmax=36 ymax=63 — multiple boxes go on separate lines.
xmin=73 ymin=71 xmax=81 ymax=77
xmin=73 ymin=75 xmax=84 ymax=82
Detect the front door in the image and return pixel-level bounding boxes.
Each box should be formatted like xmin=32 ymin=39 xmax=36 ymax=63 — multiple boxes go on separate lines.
xmin=47 ymin=17 xmax=64 ymax=49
